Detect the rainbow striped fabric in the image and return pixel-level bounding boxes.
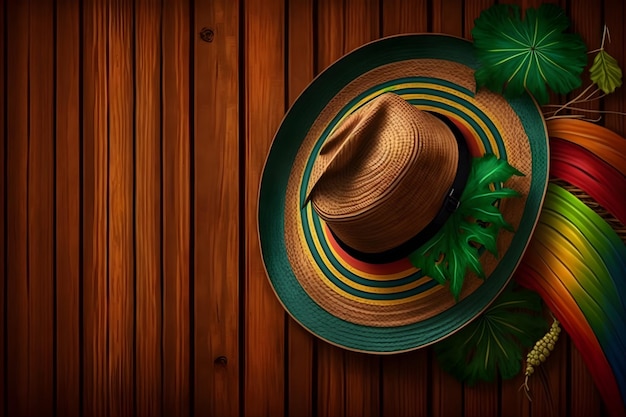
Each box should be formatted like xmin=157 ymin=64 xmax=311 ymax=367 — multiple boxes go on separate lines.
xmin=515 ymin=118 xmax=626 ymax=417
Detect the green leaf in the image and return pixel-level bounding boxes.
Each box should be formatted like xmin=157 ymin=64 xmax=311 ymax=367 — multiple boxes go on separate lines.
xmin=471 ymin=4 xmax=587 ymax=104
xmin=409 ymin=154 xmax=522 ymax=299
xmin=590 ymin=50 xmax=623 ymax=94
xmin=433 ymin=284 xmax=548 ymax=385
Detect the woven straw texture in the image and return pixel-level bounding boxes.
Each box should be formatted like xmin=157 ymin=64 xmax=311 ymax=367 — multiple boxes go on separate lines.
xmin=306 ymin=93 xmax=459 ymax=254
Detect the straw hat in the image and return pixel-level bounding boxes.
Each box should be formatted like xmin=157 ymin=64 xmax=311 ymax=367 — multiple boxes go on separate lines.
xmin=258 ymin=34 xmax=549 ymax=354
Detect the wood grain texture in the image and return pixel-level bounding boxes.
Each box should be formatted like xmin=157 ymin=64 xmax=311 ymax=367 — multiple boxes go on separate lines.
xmin=500 ymin=366 xmax=531 ymax=417
xmin=317 ymin=343 xmax=346 ymax=417
xmin=161 ymin=0 xmax=191 ymax=415
xmin=603 ymin=0 xmax=626 ymax=137
xmin=431 ymin=0 xmax=463 ymax=36
xmin=0 ymin=0 xmax=6 ymax=413
xmin=56 ymin=0 xmax=81 ymax=414
xmin=382 ymin=0 xmax=428 ymax=35
xmin=286 ymin=0 xmax=315 ymax=415
xmin=243 ymin=0 xmax=286 ymax=414
xmin=6 ymin=1 xmax=30 ymax=415
xmin=344 ymin=0 xmax=379 ymax=51
xmin=317 ymin=0 xmax=344 ymax=72
xmin=108 ymin=1 xmax=135 ymax=414
xmin=462 ymin=0 xmax=491 ymax=39
xmin=569 ymin=0 xmax=603 ymax=117
xmin=381 ymin=351 xmax=429 ymax=417
xmin=193 ymin=0 xmax=240 ymax=415
xmin=28 ymin=0 xmax=56 ymax=415
xmin=464 ymin=382 xmax=498 ymax=417
xmin=82 ymin=0 xmax=110 ymax=414
xmin=345 ymin=351 xmax=380 ymax=417
xmin=430 ymin=358 xmax=463 ymax=417
xmin=570 ymin=344 xmax=603 ymax=417
xmin=0 ymin=0 xmax=4 ymax=410
xmin=134 ymin=1 xmax=162 ymax=416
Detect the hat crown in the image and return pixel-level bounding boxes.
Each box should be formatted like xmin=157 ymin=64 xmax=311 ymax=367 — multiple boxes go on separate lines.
xmin=307 ymin=93 xmax=459 ymax=255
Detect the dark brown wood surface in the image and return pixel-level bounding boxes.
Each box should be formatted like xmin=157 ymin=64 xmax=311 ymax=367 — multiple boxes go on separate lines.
xmin=1 ymin=0 xmax=624 ymax=416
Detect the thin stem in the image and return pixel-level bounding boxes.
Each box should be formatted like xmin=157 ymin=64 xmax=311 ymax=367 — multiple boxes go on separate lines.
xmin=544 ymin=114 xmax=603 ymax=122
xmin=545 ymin=105 xmax=626 ymax=115
xmin=601 ymin=24 xmax=609 ymax=50
xmin=542 ymin=91 xmax=605 ymax=108
xmin=550 ymin=84 xmax=598 ymax=117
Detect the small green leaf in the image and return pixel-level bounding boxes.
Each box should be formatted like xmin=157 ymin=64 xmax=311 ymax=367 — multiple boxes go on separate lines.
xmin=433 ymin=284 xmax=548 ymax=385
xmin=590 ymin=50 xmax=623 ymax=94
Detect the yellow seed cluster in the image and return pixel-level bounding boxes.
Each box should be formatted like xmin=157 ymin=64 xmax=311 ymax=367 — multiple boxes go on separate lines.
xmin=521 ymin=318 xmax=561 ymax=400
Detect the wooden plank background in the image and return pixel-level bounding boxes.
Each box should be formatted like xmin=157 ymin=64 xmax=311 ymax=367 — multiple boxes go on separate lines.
xmin=1 ymin=0 xmax=624 ymax=416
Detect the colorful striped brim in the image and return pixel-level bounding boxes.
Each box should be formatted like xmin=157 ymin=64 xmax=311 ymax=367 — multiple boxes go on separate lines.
xmin=258 ymin=34 xmax=550 ymax=353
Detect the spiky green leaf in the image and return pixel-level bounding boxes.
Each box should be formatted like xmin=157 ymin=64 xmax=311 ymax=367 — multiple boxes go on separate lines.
xmin=471 ymin=3 xmax=587 ymax=104
xmin=433 ymin=284 xmax=548 ymax=385
xmin=590 ymin=50 xmax=623 ymax=94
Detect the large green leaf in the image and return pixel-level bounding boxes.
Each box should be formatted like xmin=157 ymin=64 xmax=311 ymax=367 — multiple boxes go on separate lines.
xmin=408 ymin=154 xmax=522 ymax=300
xmin=471 ymin=4 xmax=587 ymax=104
xmin=590 ymin=50 xmax=623 ymax=94
xmin=433 ymin=284 xmax=548 ymax=385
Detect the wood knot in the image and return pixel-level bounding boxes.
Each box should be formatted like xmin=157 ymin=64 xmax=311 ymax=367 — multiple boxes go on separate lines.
xmin=200 ymin=27 xmax=214 ymax=43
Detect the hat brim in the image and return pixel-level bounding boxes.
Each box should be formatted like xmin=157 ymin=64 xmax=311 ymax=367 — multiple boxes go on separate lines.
xmin=258 ymin=34 xmax=549 ymax=354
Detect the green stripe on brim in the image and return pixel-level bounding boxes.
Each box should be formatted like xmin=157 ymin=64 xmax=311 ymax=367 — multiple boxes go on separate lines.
xmin=258 ymin=34 xmax=549 ymax=353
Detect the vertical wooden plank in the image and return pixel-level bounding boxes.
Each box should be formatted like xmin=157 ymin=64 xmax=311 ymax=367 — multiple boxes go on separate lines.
xmin=382 ymin=0 xmax=428 ymax=35
xmin=193 ymin=0 xmax=240 ymax=415
xmin=380 ymin=4 xmax=429 ymax=416
xmin=344 ymin=0 xmax=378 ymax=52
xmin=244 ymin=0 xmax=286 ymax=414
xmin=108 ymin=1 xmax=135 ymax=415
xmin=570 ymin=345 xmax=603 ymax=417
xmin=83 ymin=0 xmax=109 ymax=414
xmin=135 ymin=0 xmax=162 ymax=416
xmin=28 ymin=1 xmax=56 ymax=414
xmin=463 ymin=0 xmax=492 ymax=39
xmin=317 ymin=0 xmax=343 ymax=72
xmin=381 ymin=351 xmax=429 ymax=417
xmin=501 ymin=375 xmax=530 ymax=417
xmin=0 ymin=0 xmax=6 ymax=412
xmin=318 ymin=343 xmax=345 ymax=417
xmin=569 ymin=0 xmax=602 ymax=116
xmin=431 ymin=0 xmax=462 ymax=36
xmin=430 ymin=358 xmax=463 ymax=417
xmin=465 ymin=383 xmax=498 ymax=417
xmin=56 ymin=0 xmax=81 ymax=415
xmin=287 ymin=0 xmax=315 ymax=415
xmin=161 ymin=0 xmax=190 ymax=415
xmin=6 ymin=0 xmax=30 ymax=415
xmin=345 ymin=351 xmax=379 ymax=417
xmin=603 ymin=0 xmax=625 ymax=137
